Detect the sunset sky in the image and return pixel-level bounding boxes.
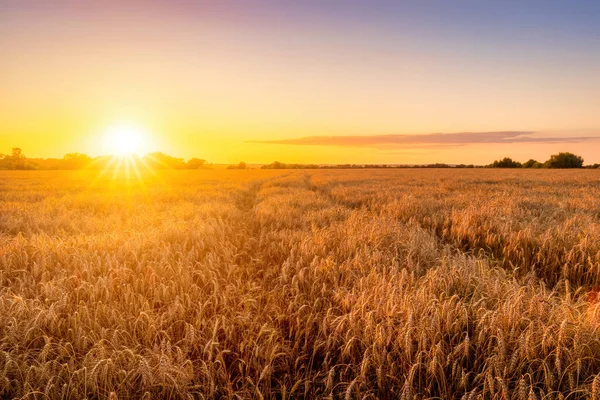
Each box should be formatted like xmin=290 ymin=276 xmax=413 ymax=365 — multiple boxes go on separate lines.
xmin=1 ymin=1 xmax=599 ymax=164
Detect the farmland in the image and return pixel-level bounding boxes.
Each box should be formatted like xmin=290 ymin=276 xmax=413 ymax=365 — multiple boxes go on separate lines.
xmin=1 ymin=169 xmax=600 ymax=399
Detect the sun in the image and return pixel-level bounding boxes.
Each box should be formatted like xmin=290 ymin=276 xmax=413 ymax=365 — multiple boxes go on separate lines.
xmin=102 ymin=123 xmax=148 ymax=156
xmin=91 ymin=123 xmax=162 ymax=186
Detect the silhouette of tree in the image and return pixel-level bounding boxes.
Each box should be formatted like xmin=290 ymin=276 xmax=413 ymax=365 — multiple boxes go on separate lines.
xmin=186 ymin=158 xmax=206 ymax=169
xmin=523 ymin=159 xmax=542 ymax=168
xmin=227 ymin=162 xmax=247 ymax=169
xmin=543 ymin=152 xmax=584 ymax=168
xmin=9 ymin=148 xmax=26 ymax=169
xmin=489 ymin=157 xmax=522 ymax=168
xmin=261 ymin=161 xmax=318 ymax=169
xmin=63 ymin=153 xmax=92 ymax=169
xmin=143 ymin=152 xmax=186 ymax=169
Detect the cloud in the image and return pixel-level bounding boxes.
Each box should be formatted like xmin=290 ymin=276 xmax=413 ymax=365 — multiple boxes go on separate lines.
xmin=249 ymin=131 xmax=600 ymax=149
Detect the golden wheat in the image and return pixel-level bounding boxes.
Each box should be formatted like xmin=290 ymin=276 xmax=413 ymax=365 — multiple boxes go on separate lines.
xmin=0 ymin=169 xmax=600 ymax=398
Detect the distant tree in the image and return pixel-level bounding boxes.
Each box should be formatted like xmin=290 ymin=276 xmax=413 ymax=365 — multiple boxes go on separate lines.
xmin=523 ymin=159 xmax=542 ymax=168
xmin=143 ymin=152 xmax=186 ymax=169
xmin=0 ymin=148 xmax=30 ymax=169
xmin=263 ymin=161 xmax=285 ymax=169
xmin=543 ymin=152 xmax=584 ymax=168
xmin=10 ymin=148 xmax=26 ymax=169
xmin=186 ymin=158 xmax=206 ymax=169
xmin=63 ymin=153 xmax=92 ymax=169
xmin=426 ymin=163 xmax=451 ymax=168
xmin=262 ymin=161 xmax=318 ymax=169
xmin=489 ymin=157 xmax=522 ymax=168
xmin=227 ymin=161 xmax=247 ymax=170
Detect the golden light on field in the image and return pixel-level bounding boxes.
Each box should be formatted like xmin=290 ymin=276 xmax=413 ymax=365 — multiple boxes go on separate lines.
xmin=3 ymin=169 xmax=600 ymax=398
xmin=101 ymin=124 xmax=150 ymax=156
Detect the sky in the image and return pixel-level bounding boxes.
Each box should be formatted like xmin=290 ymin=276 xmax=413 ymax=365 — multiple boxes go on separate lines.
xmin=1 ymin=0 xmax=599 ymax=164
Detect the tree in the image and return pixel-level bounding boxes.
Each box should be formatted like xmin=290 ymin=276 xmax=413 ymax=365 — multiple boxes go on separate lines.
xmin=186 ymin=158 xmax=206 ymax=169
xmin=63 ymin=153 xmax=92 ymax=169
xmin=489 ymin=157 xmax=522 ymax=168
xmin=143 ymin=152 xmax=186 ymax=169
xmin=227 ymin=162 xmax=247 ymax=170
xmin=523 ymin=159 xmax=542 ymax=168
xmin=543 ymin=152 xmax=584 ymax=168
xmin=11 ymin=148 xmax=23 ymax=158
xmin=10 ymin=148 xmax=26 ymax=169
xmin=261 ymin=161 xmax=319 ymax=169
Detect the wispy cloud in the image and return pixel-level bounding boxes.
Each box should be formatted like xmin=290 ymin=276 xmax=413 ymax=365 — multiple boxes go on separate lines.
xmin=249 ymin=131 xmax=600 ymax=149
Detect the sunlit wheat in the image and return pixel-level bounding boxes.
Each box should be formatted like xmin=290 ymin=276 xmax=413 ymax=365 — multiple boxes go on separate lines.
xmin=0 ymin=168 xmax=599 ymax=398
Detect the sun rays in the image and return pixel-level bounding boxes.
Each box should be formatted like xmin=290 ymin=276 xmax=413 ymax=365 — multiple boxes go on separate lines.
xmin=81 ymin=123 xmax=171 ymax=189
xmin=86 ymin=153 xmax=169 ymax=191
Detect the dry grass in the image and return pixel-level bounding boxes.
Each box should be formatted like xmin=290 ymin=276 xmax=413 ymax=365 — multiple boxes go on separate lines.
xmin=1 ymin=168 xmax=600 ymax=399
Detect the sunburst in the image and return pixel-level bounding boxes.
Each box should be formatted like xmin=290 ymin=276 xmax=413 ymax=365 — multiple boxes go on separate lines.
xmin=86 ymin=123 xmax=167 ymax=189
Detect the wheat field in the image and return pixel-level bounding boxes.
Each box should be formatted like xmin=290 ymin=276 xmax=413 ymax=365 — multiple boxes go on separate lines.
xmin=1 ymin=169 xmax=600 ymax=399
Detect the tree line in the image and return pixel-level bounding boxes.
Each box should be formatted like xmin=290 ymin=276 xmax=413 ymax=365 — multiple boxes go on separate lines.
xmin=260 ymin=162 xmax=477 ymax=169
xmin=260 ymin=152 xmax=597 ymax=169
xmin=0 ymin=148 xmax=207 ymax=170
xmin=488 ymin=152 xmax=598 ymax=169
xmin=1 ymin=148 xmax=597 ymax=170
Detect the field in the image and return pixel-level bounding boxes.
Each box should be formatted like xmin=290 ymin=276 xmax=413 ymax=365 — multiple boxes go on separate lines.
xmin=2 ymin=169 xmax=600 ymax=399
